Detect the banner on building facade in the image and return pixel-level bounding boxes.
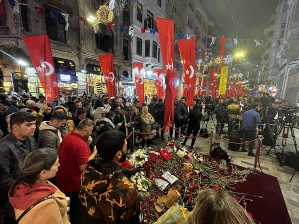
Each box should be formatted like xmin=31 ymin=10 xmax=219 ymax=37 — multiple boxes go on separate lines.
xmin=154 ymin=69 xmax=164 ymax=100
xmin=23 ymin=35 xmax=58 ymax=102
xmin=178 ymin=39 xmax=196 ymax=106
xmin=133 ymin=62 xmax=144 ymax=105
xmin=98 ymin=53 xmax=116 ymax=97
xmin=156 ymin=17 xmax=175 ymax=126
xmin=219 ymin=66 xmax=229 ymax=95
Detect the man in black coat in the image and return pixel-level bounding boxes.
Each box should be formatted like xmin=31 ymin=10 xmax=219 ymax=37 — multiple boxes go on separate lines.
xmin=154 ymin=99 xmax=165 ymax=139
xmin=213 ymin=98 xmax=226 ymax=134
xmin=114 ymin=107 xmax=130 ymax=136
xmin=170 ymin=97 xmax=188 ymax=140
xmin=0 ymin=112 xmax=37 ymax=222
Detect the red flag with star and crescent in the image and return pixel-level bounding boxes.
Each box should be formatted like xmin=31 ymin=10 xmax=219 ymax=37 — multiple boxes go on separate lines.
xmin=23 ymin=35 xmax=58 ymax=102
xmin=178 ymin=39 xmax=195 ymax=106
xmin=154 ymin=69 xmax=164 ymax=100
xmin=156 ymin=17 xmax=175 ymax=127
xmin=98 ymin=53 xmax=116 ymax=97
xmin=133 ymin=62 xmax=144 ymax=105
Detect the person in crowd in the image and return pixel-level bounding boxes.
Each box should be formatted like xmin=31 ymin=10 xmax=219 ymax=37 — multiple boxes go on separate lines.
xmin=181 ymin=104 xmax=203 ymax=149
xmin=127 ymin=106 xmax=140 ymax=151
xmin=131 ymin=100 xmax=141 ymax=114
xmin=38 ymin=112 xmax=68 ymax=150
xmin=54 ymin=105 xmax=75 ymax=136
xmin=180 ymin=97 xmax=189 ymax=135
xmin=20 ymin=93 xmax=29 ymax=105
xmin=0 ymin=112 xmax=36 ymax=223
xmin=11 ymin=96 xmax=19 ymax=108
xmin=241 ymin=103 xmax=261 ymax=156
xmin=74 ymin=107 xmax=87 ymax=127
xmin=80 ymin=130 xmax=140 ymax=224
xmin=227 ymin=99 xmax=241 ymax=136
xmin=147 ymin=97 xmax=157 ymax=119
xmin=25 ymin=100 xmax=39 ymax=113
xmin=89 ymin=111 xmax=122 ymax=151
xmin=75 ymin=100 xmax=82 ymax=108
xmin=170 ymin=97 xmax=188 ymax=140
xmin=66 ymin=96 xmax=78 ymax=115
xmin=8 ymin=148 xmax=69 ymax=224
xmin=186 ymin=189 xmax=255 ymax=224
xmin=266 ymin=101 xmax=279 ymax=122
xmin=49 ymin=96 xmax=61 ymax=108
xmin=154 ymin=99 xmax=165 ymax=140
xmin=36 ymin=95 xmax=46 ymax=109
xmin=38 ymin=103 xmax=53 ymax=121
xmin=56 ymin=119 xmax=97 ymax=224
xmin=140 ymin=106 xmax=155 ymax=149
xmin=0 ymin=100 xmax=19 ymax=137
xmin=114 ymin=107 xmax=130 ymax=136
xmin=91 ymin=98 xmax=110 ymax=120
xmin=213 ymin=98 xmax=226 ymax=134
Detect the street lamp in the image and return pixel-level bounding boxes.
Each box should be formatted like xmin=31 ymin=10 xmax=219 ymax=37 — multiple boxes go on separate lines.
xmin=235 ymin=52 xmax=245 ymax=57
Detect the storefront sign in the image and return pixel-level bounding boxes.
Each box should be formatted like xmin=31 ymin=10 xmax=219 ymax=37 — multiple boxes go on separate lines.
xmin=57 ymin=73 xmax=78 ymax=82
xmin=86 ymin=64 xmax=102 ymax=75
xmin=60 ymin=74 xmax=71 ymax=82
xmin=144 ymin=72 xmax=157 ymax=80
xmin=120 ymin=76 xmax=133 ymax=82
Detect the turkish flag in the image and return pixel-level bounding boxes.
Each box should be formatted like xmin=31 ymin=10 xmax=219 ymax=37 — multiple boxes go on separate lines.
xmin=154 ymin=69 xmax=164 ymax=100
xmin=209 ymin=67 xmax=217 ymax=99
xmin=98 ymin=53 xmax=116 ymax=97
xmin=34 ymin=6 xmax=45 ymax=14
xmin=23 ymin=35 xmax=58 ymax=102
xmin=178 ymin=39 xmax=195 ymax=106
xmin=156 ymin=17 xmax=175 ymax=127
xmin=133 ymin=62 xmax=144 ymax=105
xmin=198 ymin=79 xmax=207 ymax=97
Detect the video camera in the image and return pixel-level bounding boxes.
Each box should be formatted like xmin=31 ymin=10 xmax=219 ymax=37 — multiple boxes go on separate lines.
xmin=277 ymin=101 xmax=295 ymax=123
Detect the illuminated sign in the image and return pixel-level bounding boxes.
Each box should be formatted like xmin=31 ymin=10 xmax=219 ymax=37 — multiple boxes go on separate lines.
xmin=60 ymin=74 xmax=71 ymax=82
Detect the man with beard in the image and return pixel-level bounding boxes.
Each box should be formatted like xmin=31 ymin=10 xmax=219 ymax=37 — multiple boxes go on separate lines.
xmin=56 ymin=118 xmax=97 ymax=224
xmin=80 ymin=130 xmax=140 ymax=224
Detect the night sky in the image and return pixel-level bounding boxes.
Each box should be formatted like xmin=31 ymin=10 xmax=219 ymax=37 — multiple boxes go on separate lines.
xmin=201 ymin=0 xmax=279 ymax=39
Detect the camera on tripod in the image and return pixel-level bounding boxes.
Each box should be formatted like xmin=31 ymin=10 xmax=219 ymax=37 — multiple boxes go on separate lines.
xmin=278 ymin=101 xmax=295 ymax=123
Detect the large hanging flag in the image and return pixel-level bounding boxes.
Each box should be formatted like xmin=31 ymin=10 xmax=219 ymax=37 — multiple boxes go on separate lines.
xmin=156 ymin=17 xmax=175 ymax=127
xmin=133 ymin=62 xmax=144 ymax=105
xmin=209 ymin=67 xmax=217 ymax=99
xmin=98 ymin=53 xmax=116 ymax=97
xmin=218 ymin=66 xmax=229 ymax=95
xmin=178 ymin=39 xmax=195 ymax=106
xmin=154 ymin=69 xmax=164 ymax=100
xmin=23 ymin=35 xmax=58 ymax=102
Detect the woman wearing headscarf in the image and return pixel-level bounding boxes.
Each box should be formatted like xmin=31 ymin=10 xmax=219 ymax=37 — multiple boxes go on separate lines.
xmin=140 ymin=106 xmax=155 ymax=149
xmin=8 ymin=148 xmax=69 ymax=224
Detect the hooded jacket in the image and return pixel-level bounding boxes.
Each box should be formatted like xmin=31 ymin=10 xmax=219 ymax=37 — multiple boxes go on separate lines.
xmin=79 ymin=158 xmax=140 ymax=224
xmin=38 ymin=121 xmax=62 ymax=150
xmin=9 ymin=181 xmax=69 ymax=224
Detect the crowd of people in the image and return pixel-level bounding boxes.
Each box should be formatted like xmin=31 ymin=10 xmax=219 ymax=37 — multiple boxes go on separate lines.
xmin=0 ymin=91 xmax=280 ymax=224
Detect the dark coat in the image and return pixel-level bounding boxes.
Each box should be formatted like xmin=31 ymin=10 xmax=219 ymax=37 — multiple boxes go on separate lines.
xmin=174 ymin=103 xmax=188 ymax=125
xmin=154 ymin=103 xmax=164 ymax=121
xmin=114 ymin=113 xmax=129 ymax=135
xmin=0 ymin=105 xmax=19 ymax=137
xmin=214 ymin=103 xmax=226 ymax=120
xmin=0 ymin=133 xmax=36 ymax=206
xmin=187 ymin=109 xmax=203 ymax=129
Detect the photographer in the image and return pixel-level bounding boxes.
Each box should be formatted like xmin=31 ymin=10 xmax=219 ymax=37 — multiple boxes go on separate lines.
xmin=267 ymin=102 xmax=279 ymax=122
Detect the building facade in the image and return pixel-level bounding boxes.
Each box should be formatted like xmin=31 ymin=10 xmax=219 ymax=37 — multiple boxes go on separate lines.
xmin=131 ymin=0 xmax=165 ymax=98
xmin=261 ymin=0 xmax=299 ymax=103
xmin=165 ymin=0 xmax=214 ymax=97
xmin=0 ymin=0 xmax=132 ymax=96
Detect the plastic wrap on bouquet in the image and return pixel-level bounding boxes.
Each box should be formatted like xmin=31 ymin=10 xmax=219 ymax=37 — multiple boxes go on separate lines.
xmin=154 ymin=204 xmax=186 ymax=224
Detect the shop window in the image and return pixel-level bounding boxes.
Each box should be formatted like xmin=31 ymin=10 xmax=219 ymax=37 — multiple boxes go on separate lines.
xmin=152 ymin=41 xmax=157 ymax=58
xmin=136 ymin=37 xmax=142 ymax=56
xmin=145 ymin=40 xmax=150 ymax=57
xmin=123 ymin=38 xmax=129 ymax=60
xmin=20 ymin=0 xmax=30 ymax=32
xmin=54 ymin=58 xmax=76 ymax=76
xmin=137 ymin=3 xmax=143 ymax=22
xmin=45 ymin=6 xmax=66 ymax=43
xmin=122 ymin=70 xmax=129 ymax=77
xmin=123 ymin=9 xmax=130 ymax=26
xmin=95 ymin=24 xmax=114 ymax=53
xmin=157 ymin=0 xmax=161 ymax=7
xmin=158 ymin=48 xmax=160 ymax=62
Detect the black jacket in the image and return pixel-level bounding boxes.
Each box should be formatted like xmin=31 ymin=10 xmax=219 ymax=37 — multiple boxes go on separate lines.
xmin=174 ymin=103 xmax=188 ymax=124
xmin=214 ymin=103 xmax=226 ymax=119
xmin=187 ymin=109 xmax=203 ymax=129
xmin=154 ymin=103 xmax=164 ymax=121
xmin=114 ymin=114 xmax=129 ymax=135
xmin=147 ymin=103 xmax=156 ymax=119
xmin=0 ymin=133 xmax=36 ymax=206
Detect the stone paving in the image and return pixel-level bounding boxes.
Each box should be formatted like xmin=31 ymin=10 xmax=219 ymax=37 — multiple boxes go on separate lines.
xmin=149 ymin=121 xmax=299 ymax=224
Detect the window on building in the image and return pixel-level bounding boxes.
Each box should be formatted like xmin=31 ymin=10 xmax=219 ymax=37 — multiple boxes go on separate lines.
xmin=136 ymin=37 xmax=143 ymax=56
xmin=280 ymin=22 xmax=286 ymax=37
xmin=137 ymin=3 xmax=143 ymax=22
xmin=145 ymin=40 xmax=150 ymax=57
xmin=157 ymin=0 xmax=161 ymax=7
xmin=144 ymin=10 xmax=155 ymax=29
xmin=123 ymin=9 xmax=130 ymax=26
xmin=95 ymin=24 xmax=114 ymax=53
xmin=158 ymin=48 xmax=160 ymax=62
xmin=123 ymin=38 xmax=129 ymax=60
xmin=153 ymin=41 xmax=157 ymax=58
xmin=45 ymin=6 xmax=66 ymax=43
xmin=20 ymin=0 xmax=30 ymax=32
